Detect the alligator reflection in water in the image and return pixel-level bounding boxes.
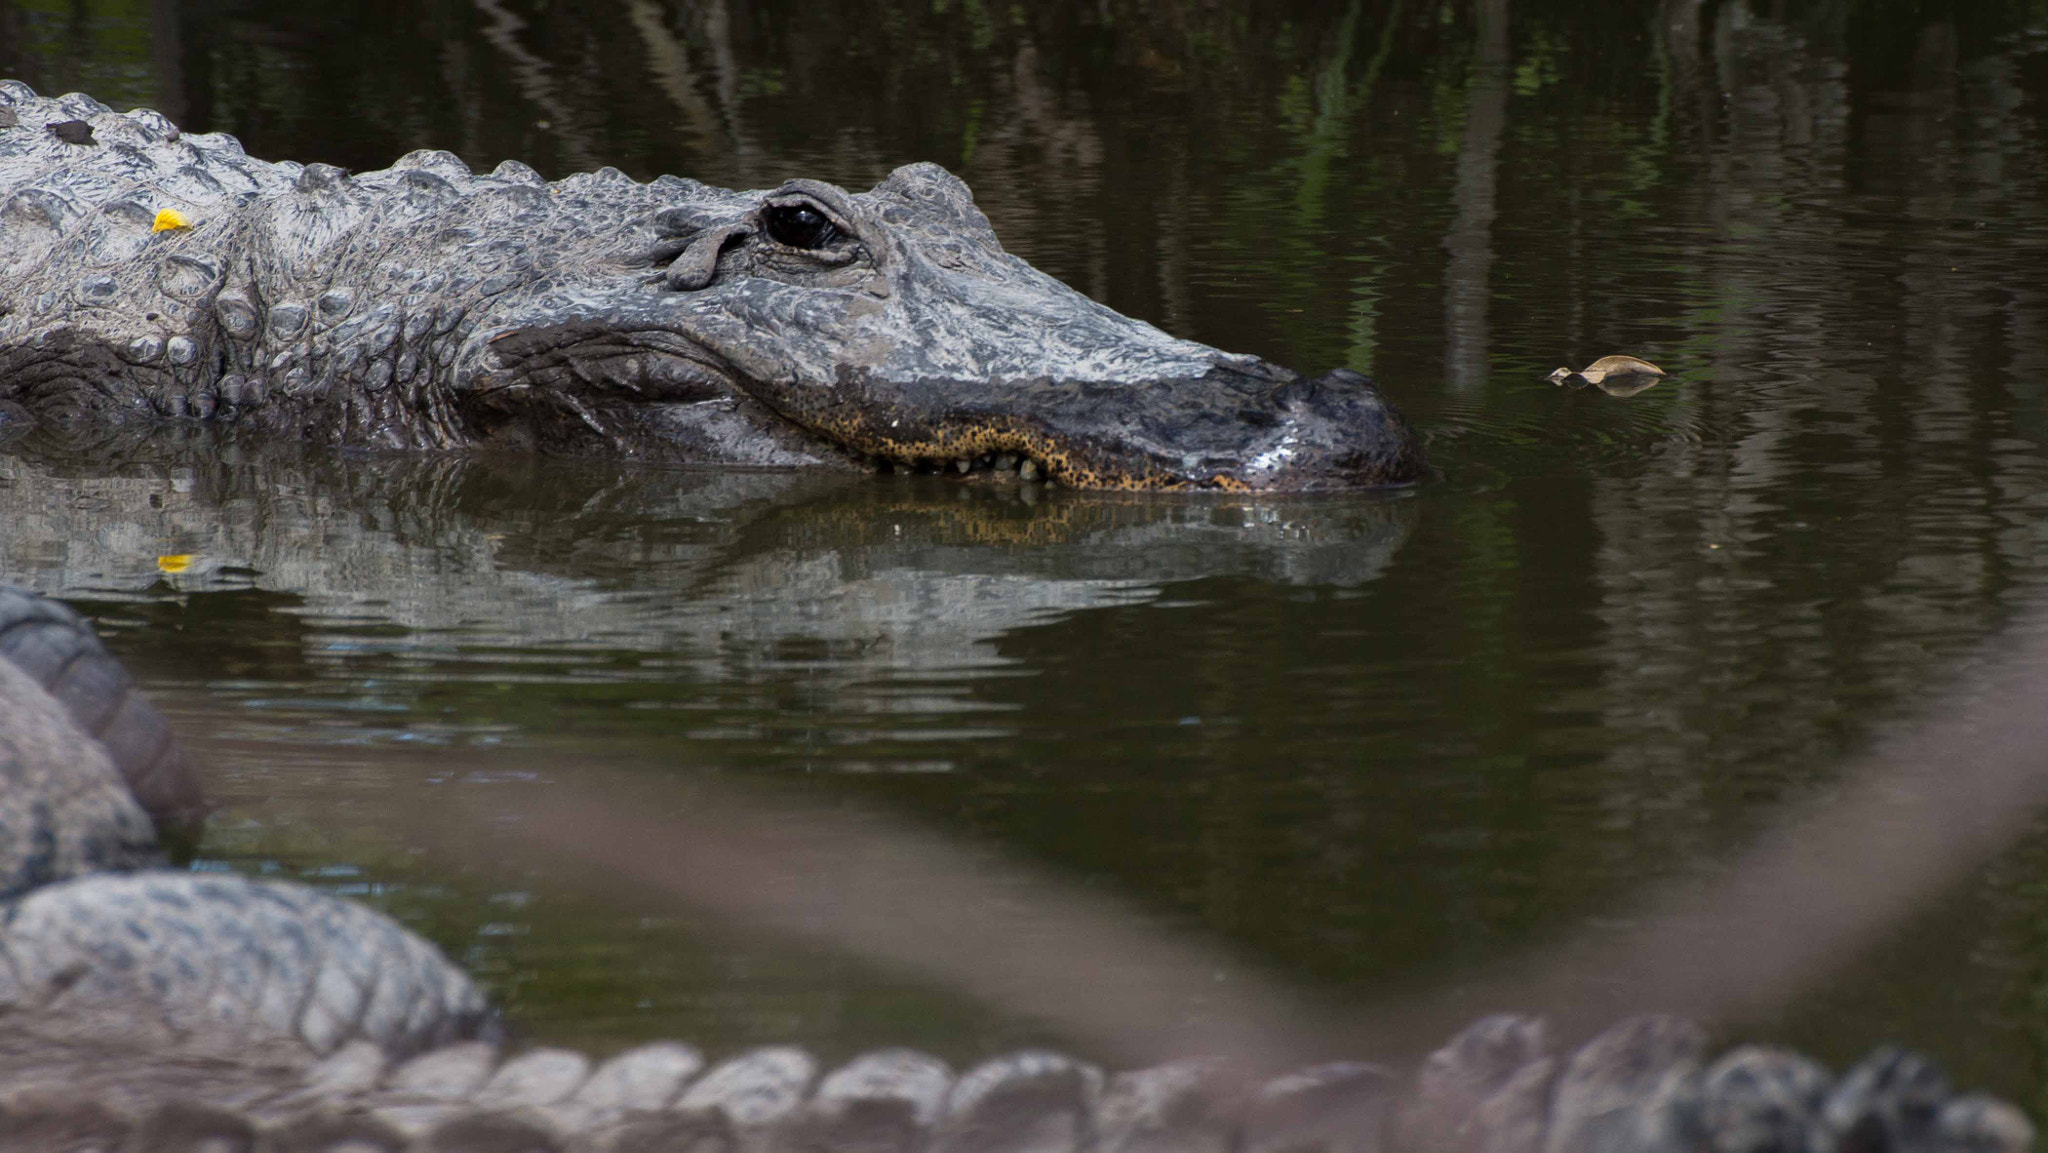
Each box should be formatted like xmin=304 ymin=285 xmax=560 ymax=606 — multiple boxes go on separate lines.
xmin=0 ymin=428 xmax=1414 ymax=677
xmin=0 ymin=421 xmax=1417 ymax=815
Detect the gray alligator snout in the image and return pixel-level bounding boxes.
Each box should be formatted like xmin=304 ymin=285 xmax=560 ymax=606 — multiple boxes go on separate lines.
xmin=1223 ymin=366 xmax=1424 ymax=491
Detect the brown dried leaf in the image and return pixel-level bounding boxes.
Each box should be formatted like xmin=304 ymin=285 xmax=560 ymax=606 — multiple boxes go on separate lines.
xmin=1579 ymin=355 xmax=1664 ymax=381
xmin=1548 ymin=355 xmax=1666 ymax=396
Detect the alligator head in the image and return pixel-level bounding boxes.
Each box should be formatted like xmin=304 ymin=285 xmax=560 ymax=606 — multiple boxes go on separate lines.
xmin=466 ymin=163 xmax=1423 ymax=490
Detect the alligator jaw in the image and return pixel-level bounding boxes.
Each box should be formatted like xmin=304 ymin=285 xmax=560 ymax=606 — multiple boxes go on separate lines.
xmin=745 ymin=364 xmax=1427 ymax=491
xmin=465 ymin=325 xmax=861 ymax=468
xmin=476 ymin=323 xmax=1424 ymax=488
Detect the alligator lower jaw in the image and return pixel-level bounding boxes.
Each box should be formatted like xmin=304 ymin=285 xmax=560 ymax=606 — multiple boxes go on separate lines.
xmin=474 ymin=385 xmax=1413 ymax=491
xmin=797 ymin=403 xmax=1427 ymax=492
xmin=755 ymin=366 xmax=1428 ymax=493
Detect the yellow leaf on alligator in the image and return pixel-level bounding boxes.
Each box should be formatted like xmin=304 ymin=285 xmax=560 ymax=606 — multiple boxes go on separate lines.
xmin=152 ymin=209 xmax=192 ymax=233
xmin=156 ymin=554 xmax=194 ymax=574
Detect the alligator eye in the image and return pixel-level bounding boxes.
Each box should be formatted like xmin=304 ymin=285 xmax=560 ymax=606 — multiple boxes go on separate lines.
xmin=764 ymin=204 xmax=839 ymax=250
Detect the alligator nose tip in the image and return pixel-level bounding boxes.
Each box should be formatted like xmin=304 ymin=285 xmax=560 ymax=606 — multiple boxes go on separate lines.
xmin=1252 ymin=365 xmax=1422 ymax=489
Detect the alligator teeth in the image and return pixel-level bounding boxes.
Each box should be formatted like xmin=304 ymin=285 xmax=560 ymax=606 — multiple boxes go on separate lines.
xmin=863 ymin=453 xmax=1053 ymax=483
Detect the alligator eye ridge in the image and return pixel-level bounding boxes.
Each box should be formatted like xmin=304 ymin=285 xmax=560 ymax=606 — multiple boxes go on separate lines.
xmin=765 ymin=203 xmax=838 ymax=250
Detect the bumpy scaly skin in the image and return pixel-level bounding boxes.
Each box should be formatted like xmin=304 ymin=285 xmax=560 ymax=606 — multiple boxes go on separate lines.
xmin=0 ymin=872 xmax=500 ymax=1060
xmin=0 ymin=588 xmax=205 ymax=836
xmin=0 ymin=648 xmax=158 ymax=901
xmin=0 ymin=82 xmax=1424 ymax=490
xmin=2 ymin=1007 xmax=2033 ymax=1152
xmin=0 ymin=587 xmax=2032 ymax=1150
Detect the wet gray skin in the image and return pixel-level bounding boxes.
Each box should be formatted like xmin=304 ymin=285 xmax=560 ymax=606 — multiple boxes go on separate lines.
xmin=0 ymin=83 xmax=1423 ymax=491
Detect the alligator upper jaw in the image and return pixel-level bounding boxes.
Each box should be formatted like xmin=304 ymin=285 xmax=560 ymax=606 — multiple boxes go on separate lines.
xmin=749 ymin=364 xmax=1429 ymax=492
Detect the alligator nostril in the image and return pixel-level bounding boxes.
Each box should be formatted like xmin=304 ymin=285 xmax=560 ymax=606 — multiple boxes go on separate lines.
xmin=1273 ymin=376 xmax=1322 ymax=407
xmin=1276 ymin=367 xmax=1373 ymax=410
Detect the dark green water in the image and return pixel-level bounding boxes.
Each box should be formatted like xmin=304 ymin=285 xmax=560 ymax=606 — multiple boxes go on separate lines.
xmin=6 ymin=0 xmax=2048 ymax=1105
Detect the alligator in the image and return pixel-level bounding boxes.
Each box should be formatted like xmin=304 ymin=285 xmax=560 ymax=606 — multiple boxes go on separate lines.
xmin=0 ymin=81 xmax=1424 ymax=492
xmin=0 ymin=586 xmax=2034 ymax=1152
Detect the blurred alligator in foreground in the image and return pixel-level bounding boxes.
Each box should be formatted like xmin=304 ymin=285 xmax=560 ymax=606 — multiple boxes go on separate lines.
xmin=0 ymin=586 xmax=2032 ymax=1151
xmin=0 ymin=82 xmax=1423 ymax=492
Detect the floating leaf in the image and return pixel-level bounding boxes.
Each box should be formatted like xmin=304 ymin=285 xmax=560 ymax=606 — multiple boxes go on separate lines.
xmin=1580 ymin=355 xmax=1664 ymax=379
xmin=156 ymin=554 xmax=194 ymax=574
xmin=152 ymin=208 xmax=192 ymax=232
xmin=1548 ymin=354 xmax=1666 ymax=397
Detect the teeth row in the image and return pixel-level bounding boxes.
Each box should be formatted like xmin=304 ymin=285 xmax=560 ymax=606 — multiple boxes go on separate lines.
xmin=869 ymin=452 xmax=1051 ymax=482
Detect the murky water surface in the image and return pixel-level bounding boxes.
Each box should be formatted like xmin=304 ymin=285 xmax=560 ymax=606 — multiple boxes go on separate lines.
xmin=7 ymin=0 xmax=2048 ymax=1104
